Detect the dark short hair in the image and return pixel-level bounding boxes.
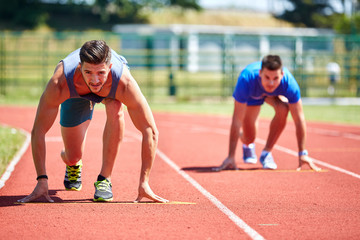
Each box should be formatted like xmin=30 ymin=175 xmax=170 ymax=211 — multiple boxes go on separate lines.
xmin=261 ymin=55 xmax=282 ymax=71
xmin=79 ymin=40 xmax=111 ymax=65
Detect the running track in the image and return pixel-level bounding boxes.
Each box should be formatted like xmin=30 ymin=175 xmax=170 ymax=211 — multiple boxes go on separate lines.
xmin=1 ymin=106 xmax=360 ymax=239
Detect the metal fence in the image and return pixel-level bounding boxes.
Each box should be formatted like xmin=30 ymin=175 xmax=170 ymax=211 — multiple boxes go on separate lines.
xmin=0 ymin=30 xmax=359 ymax=103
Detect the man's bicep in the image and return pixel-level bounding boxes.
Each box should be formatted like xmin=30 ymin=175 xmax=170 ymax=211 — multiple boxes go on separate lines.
xmin=33 ymin=75 xmax=65 ymax=133
xmin=233 ymin=100 xmax=247 ymax=120
xmin=33 ymin=93 xmax=61 ymax=134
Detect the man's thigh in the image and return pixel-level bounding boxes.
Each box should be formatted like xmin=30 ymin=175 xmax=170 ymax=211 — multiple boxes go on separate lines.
xmin=60 ymin=98 xmax=93 ymax=157
xmin=60 ymin=98 xmax=94 ymax=127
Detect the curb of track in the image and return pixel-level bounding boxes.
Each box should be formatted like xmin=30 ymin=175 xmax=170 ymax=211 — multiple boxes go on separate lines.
xmin=0 ymin=125 xmax=31 ymax=189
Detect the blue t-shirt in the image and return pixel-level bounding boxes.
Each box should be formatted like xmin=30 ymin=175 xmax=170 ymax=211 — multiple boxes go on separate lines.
xmin=233 ymin=61 xmax=301 ymax=105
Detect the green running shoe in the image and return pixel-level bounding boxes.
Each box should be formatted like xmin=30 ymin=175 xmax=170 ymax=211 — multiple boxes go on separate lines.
xmin=93 ymin=178 xmax=113 ymax=202
xmin=64 ymin=160 xmax=82 ymax=191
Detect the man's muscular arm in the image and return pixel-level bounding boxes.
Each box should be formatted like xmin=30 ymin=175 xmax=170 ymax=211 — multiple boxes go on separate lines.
xmin=18 ymin=63 xmax=69 ymax=203
xmin=117 ymin=67 xmax=168 ymax=203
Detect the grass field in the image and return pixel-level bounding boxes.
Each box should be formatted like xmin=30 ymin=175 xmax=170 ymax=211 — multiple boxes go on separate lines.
xmin=149 ymin=100 xmax=360 ymax=125
xmin=0 ymin=125 xmax=26 ymax=178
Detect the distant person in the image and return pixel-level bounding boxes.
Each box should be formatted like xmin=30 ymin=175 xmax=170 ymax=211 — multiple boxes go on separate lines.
xmin=326 ymin=62 xmax=341 ymax=95
xmin=215 ymin=55 xmax=321 ymax=171
xmin=18 ymin=40 xmax=168 ymax=203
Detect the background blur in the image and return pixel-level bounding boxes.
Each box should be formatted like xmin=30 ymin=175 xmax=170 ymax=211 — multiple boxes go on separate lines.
xmin=0 ymin=0 xmax=359 ymax=104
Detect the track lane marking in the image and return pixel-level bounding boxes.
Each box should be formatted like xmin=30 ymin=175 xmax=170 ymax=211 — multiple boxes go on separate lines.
xmin=256 ymin=139 xmax=360 ymax=180
xmin=15 ymin=201 xmax=195 ymax=205
xmin=179 ymin=124 xmax=360 ymax=180
xmin=128 ymin=131 xmax=265 ymax=240
xmin=220 ymin=169 xmax=328 ymax=172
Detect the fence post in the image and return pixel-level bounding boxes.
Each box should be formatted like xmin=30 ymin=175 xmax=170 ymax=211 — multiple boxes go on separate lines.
xmin=357 ymin=51 xmax=360 ymax=97
xmin=0 ymin=33 xmax=5 ymax=95
xmin=146 ymin=36 xmax=154 ymax=100
xmin=42 ymin=36 xmax=49 ymax=87
xmin=222 ymin=34 xmax=234 ymax=99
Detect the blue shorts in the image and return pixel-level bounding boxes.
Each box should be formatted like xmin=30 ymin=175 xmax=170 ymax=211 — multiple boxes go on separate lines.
xmin=60 ymin=98 xmax=94 ymax=127
xmin=246 ymin=96 xmax=266 ymax=106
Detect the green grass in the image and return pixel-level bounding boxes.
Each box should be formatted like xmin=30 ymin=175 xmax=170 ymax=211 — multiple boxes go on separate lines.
xmin=149 ymin=101 xmax=360 ymax=125
xmin=0 ymin=126 xmax=27 ymax=178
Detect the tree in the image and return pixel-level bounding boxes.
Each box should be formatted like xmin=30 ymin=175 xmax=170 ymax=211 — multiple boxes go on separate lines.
xmin=276 ymin=0 xmax=337 ymax=28
xmin=0 ymin=0 xmax=202 ymax=30
xmin=0 ymin=0 xmax=47 ymax=28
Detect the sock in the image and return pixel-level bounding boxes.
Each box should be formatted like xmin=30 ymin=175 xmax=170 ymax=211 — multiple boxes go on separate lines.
xmin=243 ymin=143 xmax=255 ymax=148
xmin=97 ymin=175 xmax=106 ymax=181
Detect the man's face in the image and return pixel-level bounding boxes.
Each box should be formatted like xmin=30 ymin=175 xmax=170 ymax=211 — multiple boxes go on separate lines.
xmin=259 ymin=68 xmax=283 ymax=93
xmin=80 ymin=62 xmax=112 ymax=93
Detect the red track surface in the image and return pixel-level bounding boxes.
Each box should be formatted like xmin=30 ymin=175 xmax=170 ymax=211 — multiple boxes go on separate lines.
xmin=1 ymin=106 xmax=360 ymax=239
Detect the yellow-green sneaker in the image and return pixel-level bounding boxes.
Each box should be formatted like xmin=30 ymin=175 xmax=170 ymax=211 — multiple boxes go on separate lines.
xmin=93 ymin=178 xmax=113 ymax=202
xmin=64 ymin=160 xmax=82 ymax=191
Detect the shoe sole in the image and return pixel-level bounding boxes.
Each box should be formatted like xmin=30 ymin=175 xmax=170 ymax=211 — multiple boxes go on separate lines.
xmin=93 ymin=197 xmax=113 ymax=202
xmin=244 ymin=158 xmax=257 ymax=164
xmin=262 ymin=165 xmax=277 ymax=170
xmin=65 ymin=185 xmax=82 ymax=191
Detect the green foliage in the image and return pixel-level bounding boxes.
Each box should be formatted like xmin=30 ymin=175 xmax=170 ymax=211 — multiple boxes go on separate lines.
xmin=93 ymin=0 xmax=146 ymax=24
xmin=276 ymin=0 xmax=336 ymax=28
xmin=0 ymin=0 xmax=48 ymax=29
xmin=169 ymin=0 xmax=201 ymax=10
xmin=0 ymin=0 xmax=201 ymax=30
xmin=334 ymin=14 xmax=360 ymax=34
xmin=149 ymin=101 xmax=360 ymax=125
xmin=276 ymin=0 xmax=360 ymax=33
xmin=0 ymin=126 xmax=26 ymax=177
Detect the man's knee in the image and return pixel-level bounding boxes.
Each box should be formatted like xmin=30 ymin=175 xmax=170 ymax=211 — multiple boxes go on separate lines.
xmin=62 ymin=149 xmax=82 ymax=166
xmin=274 ymin=101 xmax=289 ymax=118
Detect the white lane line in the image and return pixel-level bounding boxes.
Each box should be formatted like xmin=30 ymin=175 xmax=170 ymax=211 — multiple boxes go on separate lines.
xmin=254 ymin=139 xmax=360 ymax=180
xmin=127 ymin=131 xmax=265 ymax=240
xmin=307 ymin=127 xmax=360 ymax=141
xmin=156 ymin=150 xmax=265 ymax=240
xmin=0 ymin=127 xmax=31 ymax=189
xmin=45 ymin=136 xmax=136 ymax=143
xmin=188 ymin=124 xmax=360 ymax=180
xmin=45 ymin=136 xmax=63 ymax=142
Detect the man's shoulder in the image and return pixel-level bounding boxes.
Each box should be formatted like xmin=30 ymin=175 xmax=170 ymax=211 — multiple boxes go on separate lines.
xmin=49 ymin=63 xmax=69 ymax=92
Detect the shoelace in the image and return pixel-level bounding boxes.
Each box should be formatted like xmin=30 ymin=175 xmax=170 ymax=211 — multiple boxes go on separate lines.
xmin=96 ymin=180 xmax=111 ymax=192
xmin=66 ymin=165 xmax=81 ymax=182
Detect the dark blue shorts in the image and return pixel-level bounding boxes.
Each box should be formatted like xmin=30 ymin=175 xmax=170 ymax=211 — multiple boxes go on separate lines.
xmin=60 ymin=98 xmax=94 ymax=127
xmin=246 ymin=96 xmax=265 ymax=106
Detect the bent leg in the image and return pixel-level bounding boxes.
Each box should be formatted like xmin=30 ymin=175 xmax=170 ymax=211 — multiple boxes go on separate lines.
xmin=61 ymin=120 xmax=91 ymax=166
xmin=60 ymin=98 xmax=94 ymax=166
xmin=241 ymin=105 xmax=261 ymax=145
xmin=99 ymin=99 xmax=125 ymax=179
xmin=263 ymin=96 xmax=289 ymax=151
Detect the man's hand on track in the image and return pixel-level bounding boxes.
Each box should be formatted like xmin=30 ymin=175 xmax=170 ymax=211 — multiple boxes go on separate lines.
xmin=17 ymin=179 xmax=54 ymax=203
xmin=297 ymin=155 xmax=322 ymax=172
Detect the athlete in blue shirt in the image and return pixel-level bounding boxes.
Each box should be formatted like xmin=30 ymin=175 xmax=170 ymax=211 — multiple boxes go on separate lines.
xmin=215 ymin=55 xmax=321 ymax=171
xmin=18 ymin=40 xmax=168 ymax=203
